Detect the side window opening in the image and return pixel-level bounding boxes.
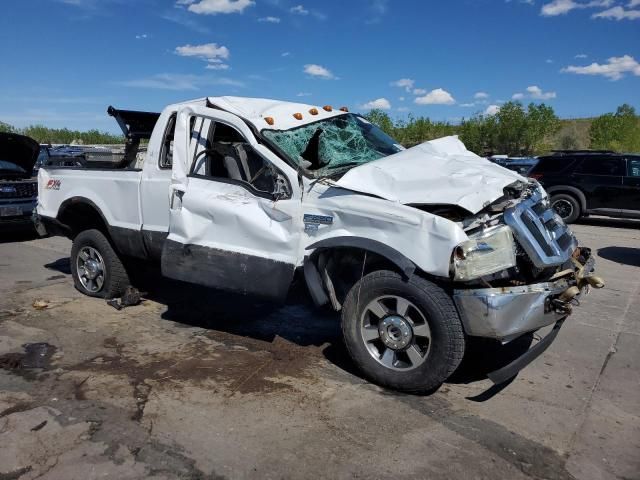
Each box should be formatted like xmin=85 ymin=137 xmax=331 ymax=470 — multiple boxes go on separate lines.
xmin=159 ymin=113 xmax=177 ymax=169
xmin=576 ymin=157 xmax=624 ymax=176
xmin=190 ymin=119 xmax=288 ymax=197
xmin=628 ymin=158 xmax=640 ymax=177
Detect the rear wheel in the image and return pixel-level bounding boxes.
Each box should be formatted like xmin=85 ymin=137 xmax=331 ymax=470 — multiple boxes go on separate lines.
xmin=341 ymin=270 xmax=465 ymax=393
xmin=551 ymin=193 xmax=581 ymax=224
xmin=70 ymin=229 xmax=129 ymax=298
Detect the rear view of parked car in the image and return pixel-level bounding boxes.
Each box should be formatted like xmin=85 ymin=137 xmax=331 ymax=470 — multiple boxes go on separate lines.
xmin=0 ymin=132 xmax=40 ymax=229
xmin=528 ymin=150 xmax=640 ymax=223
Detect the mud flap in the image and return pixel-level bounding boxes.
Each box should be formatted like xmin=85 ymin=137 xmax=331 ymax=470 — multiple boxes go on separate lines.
xmin=487 ymin=319 xmax=565 ymax=385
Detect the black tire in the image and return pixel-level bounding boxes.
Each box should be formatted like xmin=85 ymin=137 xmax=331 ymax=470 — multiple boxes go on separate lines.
xmin=341 ymin=270 xmax=465 ymax=394
xmin=70 ymin=229 xmax=130 ymax=299
xmin=551 ymin=193 xmax=581 ymax=224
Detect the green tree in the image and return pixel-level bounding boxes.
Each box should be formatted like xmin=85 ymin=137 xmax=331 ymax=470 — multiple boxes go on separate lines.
xmin=363 ymin=109 xmax=395 ymax=136
xmin=589 ymin=104 xmax=640 ymax=152
xmin=459 ymin=114 xmax=497 ymax=155
xmin=0 ymin=121 xmax=15 ymax=133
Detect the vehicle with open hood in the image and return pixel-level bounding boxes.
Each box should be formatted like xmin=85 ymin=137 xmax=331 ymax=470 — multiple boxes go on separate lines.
xmin=0 ymin=132 xmax=40 ymax=228
xmin=34 ymin=97 xmax=603 ymax=393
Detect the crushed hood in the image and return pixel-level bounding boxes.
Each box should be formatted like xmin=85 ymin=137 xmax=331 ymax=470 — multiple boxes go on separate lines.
xmin=336 ymin=136 xmax=525 ymax=214
xmin=0 ymin=132 xmax=40 ymax=175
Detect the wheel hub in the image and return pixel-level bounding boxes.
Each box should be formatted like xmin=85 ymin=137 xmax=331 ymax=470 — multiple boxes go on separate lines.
xmin=378 ymin=315 xmax=413 ymax=350
xmin=552 ymin=199 xmax=573 ymax=219
xmin=84 ymin=259 xmax=101 ymax=279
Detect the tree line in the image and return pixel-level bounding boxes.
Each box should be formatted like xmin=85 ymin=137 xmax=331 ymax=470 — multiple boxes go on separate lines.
xmin=0 ymin=121 xmax=124 ymax=145
xmin=365 ymin=102 xmax=640 ymax=156
xmin=2 ymin=102 xmax=638 ymax=154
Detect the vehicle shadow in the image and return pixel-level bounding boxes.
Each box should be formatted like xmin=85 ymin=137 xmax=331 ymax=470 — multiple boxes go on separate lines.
xmin=597 ymin=246 xmax=640 ymax=268
xmin=44 ymin=257 xmax=72 ymax=274
xmin=579 ymin=217 xmax=640 ymax=229
xmin=65 ymin=263 xmax=536 ymax=398
xmin=0 ymin=227 xmax=39 ymax=244
xmin=132 ymin=266 xmax=341 ymax=348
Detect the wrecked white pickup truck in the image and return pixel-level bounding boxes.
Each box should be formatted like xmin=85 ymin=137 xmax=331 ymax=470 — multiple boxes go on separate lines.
xmin=35 ymin=97 xmax=603 ymax=393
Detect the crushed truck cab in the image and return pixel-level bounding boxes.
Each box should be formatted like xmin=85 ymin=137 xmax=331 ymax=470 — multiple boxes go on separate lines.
xmin=35 ymin=96 xmax=603 ymax=393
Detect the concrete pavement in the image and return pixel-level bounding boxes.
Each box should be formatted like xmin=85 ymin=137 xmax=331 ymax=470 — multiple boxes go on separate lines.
xmin=0 ymin=219 xmax=638 ymax=479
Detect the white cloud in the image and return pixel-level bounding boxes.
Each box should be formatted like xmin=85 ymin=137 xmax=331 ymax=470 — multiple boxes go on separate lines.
xmin=485 ymin=105 xmax=501 ymax=115
xmin=290 ymin=4 xmax=309 ymax=15
xmin=360 ymin=98 xmax=391 ymax=110
xmin=512 ymin=85 xmax=557 ymax=100
xmin=118 ymin=73 xmax=244 ymax=91
xmin=474 ymin=92 xmax=489 ymax=99
xmin=575 ymin=53 xmax=588 ymax=58
xmin=135 ymin=34 xmax=148 ymax=39
xmin=281 ymin=52 xmax=290 ymax=57
xmin=365 ymin=0 xmax=389 ymax=23
xmin=629 ymin=0 xmax=640 ymax=6
xmin=296 ymin=92 xmax=312 ymax=97
xmin=526 ymin=85 xmax=557 ymax=99
xmin=258 ymin=16 xmax=281 ymax=23
xmin=175 ymin=43 xmax=229 ymax=60
xmin=397 ymin=107 xmax=410 ymax=112
xmin=546 ymin=58 xmax=554 ymax=64
xmin=592 ymin=6 xmax=640 ymax=19
xmin=460 ymin=103 xmax=476 ymax=107
xmin=179 ymin=0 xmax=254 ymax=15
xmin=390 ymin=78 xmax=415 ymax=92
xmin=175 ymin=43 xmax=230 ymax=70
xmin=541 ymin=0 xmax=613 ymax=16
xmin=414 ymin=88 xmax=456 ymax=105
xmin=205 ymin=63 xmax=230 ymax=70
xmin=412 ymin=88 xmax=427 ymax=95
xmin=562 ymin=54 xmax=640 ymax=80
xmin=303 ymin=64 xmax=336 ymax=79
xmin=398 ymin=96 xmax=405 ymax=101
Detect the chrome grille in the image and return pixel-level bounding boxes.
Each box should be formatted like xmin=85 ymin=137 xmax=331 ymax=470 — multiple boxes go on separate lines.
xmin=504 ymin=187 xmax=577 ymax=268
xmin=0 ymin=182 xmax=37 ymax=199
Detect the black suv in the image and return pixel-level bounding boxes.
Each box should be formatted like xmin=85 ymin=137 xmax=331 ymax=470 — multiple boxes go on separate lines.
xmin=528 ymin=150 xmax=640 ymax=223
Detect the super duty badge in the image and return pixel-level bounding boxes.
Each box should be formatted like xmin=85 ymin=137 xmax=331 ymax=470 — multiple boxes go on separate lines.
xmin=303 ymin=214 xmax=333 ymax=232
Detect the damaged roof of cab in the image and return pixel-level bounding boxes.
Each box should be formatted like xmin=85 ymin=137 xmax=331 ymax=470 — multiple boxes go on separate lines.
xmin=207 ymin=96 xmax=347 ymax=131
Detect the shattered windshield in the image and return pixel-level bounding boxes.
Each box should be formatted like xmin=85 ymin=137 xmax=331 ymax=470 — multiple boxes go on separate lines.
xmin=262 ymin=114 xmax=403 ymax=177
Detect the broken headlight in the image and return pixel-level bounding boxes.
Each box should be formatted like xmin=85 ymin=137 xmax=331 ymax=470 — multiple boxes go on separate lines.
xmin=452 ymin=225 xmax=517 ymax=281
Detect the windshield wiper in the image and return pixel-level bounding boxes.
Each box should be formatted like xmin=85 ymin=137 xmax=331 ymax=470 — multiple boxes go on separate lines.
xmin=301 ymin=128 xmax=325 ymax=170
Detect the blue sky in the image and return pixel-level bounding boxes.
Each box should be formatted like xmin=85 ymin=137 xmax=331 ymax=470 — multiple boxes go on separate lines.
xmin=1 ymin=0 xmax=639 ymax=132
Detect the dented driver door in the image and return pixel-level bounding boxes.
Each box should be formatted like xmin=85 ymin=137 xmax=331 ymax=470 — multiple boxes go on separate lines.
xmin=161 ymin=106 xmax=302 ymax=301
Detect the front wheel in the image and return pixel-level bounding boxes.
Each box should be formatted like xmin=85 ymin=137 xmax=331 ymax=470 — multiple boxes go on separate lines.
xmin=551 ymin=193 xmax=581 ymax=224
xmin=341 ymin=270 xmax=465 ymax=394
xmin=70 ymin=229 xmax=130 ymax=298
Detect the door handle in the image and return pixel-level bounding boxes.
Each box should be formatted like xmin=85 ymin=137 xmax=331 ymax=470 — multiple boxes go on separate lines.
xmin=170 ymin=189 xmax=184 ymax=210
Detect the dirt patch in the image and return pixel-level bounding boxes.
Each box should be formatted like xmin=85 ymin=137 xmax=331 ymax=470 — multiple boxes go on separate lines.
xmin=68 ymin=333 xmax=322 ymax=400
xmin=0 ymin=343 xmax=57 ymax=377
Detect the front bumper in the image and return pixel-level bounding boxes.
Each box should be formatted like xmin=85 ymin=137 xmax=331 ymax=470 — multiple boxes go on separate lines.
xmin=0 ymin=199 xmax=37 ymax=226
xmin=454 ymin=278 xmax=571 ymax=341
xmin=453 ymin=252 xmax=597 ymax=342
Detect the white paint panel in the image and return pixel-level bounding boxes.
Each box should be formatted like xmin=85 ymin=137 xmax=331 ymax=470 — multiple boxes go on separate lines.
xmin=37 ymin=168 xmax=142 ymax=230
xmin=301 ymin=182 xmax=468 ymax=277
xmin=336 ymin=136 xmax=525 ymax=214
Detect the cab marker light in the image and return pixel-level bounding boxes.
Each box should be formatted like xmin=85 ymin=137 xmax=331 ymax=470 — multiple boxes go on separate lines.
xmin=339 ymin=106 xmax=349 ymax=112
xmin=323 ymin=105 xmax=333 ymax=112
xmin=293 ymin=113 xmax=303 ymax=120
xmin=264 ymin=117 xmax=275 ymax=125
xmin=309 ymin=108 xmax=318 ymax=115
